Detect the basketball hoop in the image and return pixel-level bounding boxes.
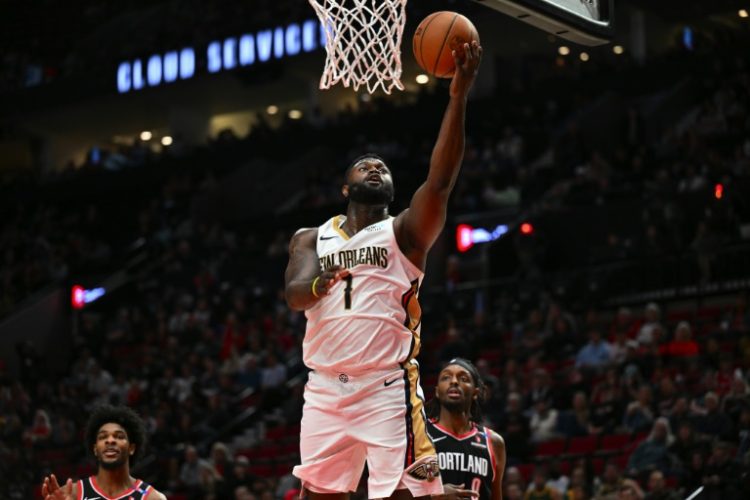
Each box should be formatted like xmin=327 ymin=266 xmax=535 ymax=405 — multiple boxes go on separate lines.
xmin=308 ymin=0 xmax=407 ymax=94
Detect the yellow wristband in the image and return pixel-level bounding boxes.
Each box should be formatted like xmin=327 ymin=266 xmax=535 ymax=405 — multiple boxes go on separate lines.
xmin=311 ymin=276 xmax=321 ymax=298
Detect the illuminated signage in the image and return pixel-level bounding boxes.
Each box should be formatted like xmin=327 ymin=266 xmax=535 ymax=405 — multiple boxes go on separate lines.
xmin=117 ymin=19 xmax=324 ymax=93
xmin=71 ymin=285 xmax=106 ymax=309
xmin=456 ymin=224 xmax=509 ymax=252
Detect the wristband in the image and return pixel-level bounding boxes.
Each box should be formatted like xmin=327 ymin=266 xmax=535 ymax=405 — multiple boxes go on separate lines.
xmin=311 ymin=276 xmax=321 ymax=298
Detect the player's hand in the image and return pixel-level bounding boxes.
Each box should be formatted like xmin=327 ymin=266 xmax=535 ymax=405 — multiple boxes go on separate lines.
xmin=433 ymin=483 xmax=479 ymax=500
xmin=450 ymin=40 xmax=482 ymax=98
xmin=42 ymin=474 xmax=74 ymax=500
xmin=312 ymin=265 xmax=350 ymax=297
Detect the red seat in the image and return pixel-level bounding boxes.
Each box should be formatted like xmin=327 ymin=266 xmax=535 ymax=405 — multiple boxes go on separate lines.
xmin=566 ymin=435 xmax=598 ymax=455
xmin=517 ymin=463 xmax=535 ymax=482
xmin=248 ymin=464 xmax=274 ymax=476
xmin=600 ymin=434 xmax=630 ymax=451
xmin=275 ymin=462 xmax=294 ymax=476
xmin=592 ymin=457 xmax=605 ymax=475
xmin=266 ymin=426 xmax=287 ymax=440
xmin=535 ymin=438 xmax=566 ymax=457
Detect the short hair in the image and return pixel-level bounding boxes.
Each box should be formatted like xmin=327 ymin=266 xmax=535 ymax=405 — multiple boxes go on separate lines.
xmin=427 ymin=358 xmax=485 ymax=422
xmin=346 ymin=153 xmax=387 ymax=176
xmin=85 ymin=405 xmax=146 ymax=465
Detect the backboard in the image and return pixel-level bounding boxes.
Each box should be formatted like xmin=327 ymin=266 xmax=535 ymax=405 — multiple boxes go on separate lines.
xmin=473 ymin=0 xmax=614 ymax=46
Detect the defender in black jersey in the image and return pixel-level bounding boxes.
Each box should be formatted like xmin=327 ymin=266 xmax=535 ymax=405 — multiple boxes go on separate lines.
xmin=427 ymin=359 xmax=506 ymax=500
xmin=41 ymin=405 xmax=166 ymax=500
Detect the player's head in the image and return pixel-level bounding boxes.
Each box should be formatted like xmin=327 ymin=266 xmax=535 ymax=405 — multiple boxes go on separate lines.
xmin=343 ymin=153 xmax=394 ymax=206
xmin=85 ymin=404 xmax=145 ymax=470
xmin=432 ymin=358 xmax=485 ymax=421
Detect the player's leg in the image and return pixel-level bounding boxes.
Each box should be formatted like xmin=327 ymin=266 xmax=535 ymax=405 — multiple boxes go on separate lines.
xmin=361 ymin=362 xmax=442 ymax=499
xmin=388 ymin=489 xmax=430 ymax=500
xmin=293 ymin=371 xmax=367 ymax=495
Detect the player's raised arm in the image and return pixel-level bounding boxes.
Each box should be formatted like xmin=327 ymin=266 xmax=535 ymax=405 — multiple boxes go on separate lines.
xmin=394 ymin=41 xmax=482 ymax=268
xmin=284 ymin=228 xmax=349 ymax=311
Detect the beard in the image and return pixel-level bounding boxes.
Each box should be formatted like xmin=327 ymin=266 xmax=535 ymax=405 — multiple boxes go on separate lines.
xmin=348 ymin=180 xmax=394 ymax=205
xmin=440 ymin=398 xmax=469 ymax=414
xmin=98 ymin=454 xmax=128 ymax=470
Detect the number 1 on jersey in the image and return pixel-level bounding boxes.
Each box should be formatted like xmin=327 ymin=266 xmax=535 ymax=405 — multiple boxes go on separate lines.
xmin=344 ymin=275 xmax=353 ymax=309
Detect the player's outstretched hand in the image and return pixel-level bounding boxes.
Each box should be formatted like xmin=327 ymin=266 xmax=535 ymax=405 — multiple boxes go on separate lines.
xmin=42 ymin=474 xmax=74 ymax=500
xmin=450 ymin=40 xmax=482 ymax=98
xmin=313 ymin=265 xmax=350 ymax=297
xmin=433 ymin=483 xmax=479 ymax=500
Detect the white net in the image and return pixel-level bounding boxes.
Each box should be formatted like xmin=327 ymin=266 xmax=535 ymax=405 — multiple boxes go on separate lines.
xmin=309 ymin=0 xmax=407 ymax=94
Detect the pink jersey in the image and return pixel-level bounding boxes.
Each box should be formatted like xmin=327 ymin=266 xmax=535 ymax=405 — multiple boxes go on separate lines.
xmin=303 ymin=215 xmax=424 ymax=374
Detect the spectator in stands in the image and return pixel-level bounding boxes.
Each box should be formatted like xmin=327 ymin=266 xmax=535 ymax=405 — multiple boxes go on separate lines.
xmin=593 ymin=462 xmax=625 ymax=499
xmin=643 ymin=470 xmax=676 ymax=500
xmin=636 ymin=303 xmax=663 ymax=346
xmin=627 ymin=418 xmax=674 ymax=477
xmin=668 ymin=421 xmax=705 ymax=469
xmin=504 ymin=466 xmax=526 ymax=493
xmin=179 ymin=445 xmax=212 ymax=495
xmin=543 ymin=459 xmax=569 ymax=497
xmin=529 ymin=396 xmax=559 ymax=443
xmin=660 ymin=321 xmax=699 ymax=359
xmin=557 ymin=391 xmax=596 ymax=437
xmin=591 ymin=369 xmax=625 ymax=433
xmin=721 ymin=375 xmax=750 ymax=425
xmin=526 ymin=368 xmax=553 ymax=410
xmin=623 ymin=385 xmax=655 ymax=434
xmin=499 ymin=392 xmax=532 ymax=463
xmin=692 ymin=391 xmax=733 ymax=440
xmin=565 ymin=465 xmax=590 ymax=500
xmin=653 ymin=376 xmax=679 ymax=418
xmin=575 ymin=330 xmax=612 ymax=371
xmin=22 ymin=409 xmax=52 ymax=447
xmin=260 ymin=352 xmax=287 ymax=389
xmin=525 ymin=467 xmax=557 ymax=500
xmin=506 ymin=484 xmax=524 ymax=500
xmin=702 ymin=441 xmax=742 ymax=499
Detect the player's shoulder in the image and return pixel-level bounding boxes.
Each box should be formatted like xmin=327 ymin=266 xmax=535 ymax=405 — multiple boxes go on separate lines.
xmin=145 ymin=487 xmax=168 ymax=500
xmin=484 ymin=425 xmax=505 ymax=449
xmin=289 ymin=227 xmax=318 ymax=247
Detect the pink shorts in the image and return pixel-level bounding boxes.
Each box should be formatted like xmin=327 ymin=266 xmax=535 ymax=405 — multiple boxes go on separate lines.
xmin=293 ymin=361 xmax=443 ymax=498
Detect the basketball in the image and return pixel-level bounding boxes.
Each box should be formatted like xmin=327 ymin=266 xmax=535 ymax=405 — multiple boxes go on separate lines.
xmin=413 ymin=11 xmax=480 ymax=79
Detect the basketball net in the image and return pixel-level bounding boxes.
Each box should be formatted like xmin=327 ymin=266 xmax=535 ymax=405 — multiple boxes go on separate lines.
xmin=308 ymin=0 xmax=407 ymax=94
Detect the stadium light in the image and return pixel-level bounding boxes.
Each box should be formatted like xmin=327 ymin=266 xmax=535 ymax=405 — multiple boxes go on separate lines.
xmin=739 ymin=9 xmax=749 ymax=18
xmin=140 ymin=131 xmax=152 ymax=141
xmin=613 ymin=45 xmax=625 ymax=55
xmin=520 ymin=222 xmax=534 ymax=235
xmin=580 ymin=52 xmax=590 ymax=62
xmin=266 ymin=105 xmax=279 ymax=115
xmin=288 ymin=109 xmax=303 ymax=120
xmin=558 ymin=46 xmax=570 ymax=56
xmin=416 ymin=74 xmax=429 ymax=84
xmin=161 ymin=136 xmax=173 ymax=146
xmin=715 ymin=183 xmax=724 ymax=200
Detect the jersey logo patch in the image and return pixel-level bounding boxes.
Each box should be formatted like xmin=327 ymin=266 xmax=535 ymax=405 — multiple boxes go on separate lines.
xmin=384 ymin=376 xmax=400 ymax=387
xmin=407 ymin=457 xmax=440 ymax=482
xmin=470 ymin=442 xmax=488 ymax=449
xmin=319 ymin=235 xmax=337 ymax=240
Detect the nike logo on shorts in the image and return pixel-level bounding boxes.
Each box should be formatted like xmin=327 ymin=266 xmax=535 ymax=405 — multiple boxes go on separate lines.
xmin=319 ymin=235 xmax=337 ymax=240
xmin=384 ymin=376 xmax=400 ymax=387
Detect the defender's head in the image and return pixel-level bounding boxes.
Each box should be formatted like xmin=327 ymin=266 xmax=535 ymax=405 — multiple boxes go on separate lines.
xmin=435 ymin=358 xmax=485 ymax=419
xmin=343 ymin=154 xmax=394 ymax=206
xmin=85 ymin=405 xmax=145 ymax=470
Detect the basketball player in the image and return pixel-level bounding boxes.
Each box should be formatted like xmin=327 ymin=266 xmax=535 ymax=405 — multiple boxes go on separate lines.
xmin=285 ymin=41 xmax=482 ymax=500
xmin=40 ymin=405 xmax=166 ymax=500
xmin=427 ymin=359 xmax=506 ymax=500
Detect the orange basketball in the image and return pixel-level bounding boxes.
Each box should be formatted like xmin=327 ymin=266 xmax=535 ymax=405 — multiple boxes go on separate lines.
xmin=413 ymin=11 xmax=479 ymax=79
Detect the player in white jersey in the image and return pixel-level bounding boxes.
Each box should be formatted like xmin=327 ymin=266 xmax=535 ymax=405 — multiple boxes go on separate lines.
xmin=285 ymin=40 xmax=482 ymax=500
